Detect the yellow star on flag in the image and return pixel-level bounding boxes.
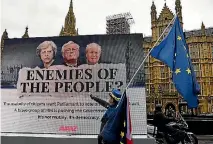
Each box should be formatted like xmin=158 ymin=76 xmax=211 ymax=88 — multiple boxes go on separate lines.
xmin=175 ymin=53 xmax=177 ymax=57
xmin=177 ymin=36 xmax=182 ymax=40
xmin=175 ymin=68 xmax=181 ymax=75
xmin=120 ymin=131 xmax=124 ymax=138
xmin=123 ymin=121 xmax=126 ymax=127
xmin=186 ymin=68 xmax=191 ymax=74
xmin=186 ymin=54 xmax=189 ymax=57
xmin=120 ymin=142 xmax=124 ymax=144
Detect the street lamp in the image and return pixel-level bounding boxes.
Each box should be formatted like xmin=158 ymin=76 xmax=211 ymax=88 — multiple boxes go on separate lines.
xmin=150 ymin=85 xmax=156 ymax=108
xmin=146 ymin=88 xmax=149 ymax=97
xmin=151 ymin=85 xmax=155 ymax=94
xmin=125 ymin=41 xmax=132 ymax=83
xmin=145 ymin=88 xmax=149 ymax=102
xmin=158 ymin=85 xmax=163 ymax=104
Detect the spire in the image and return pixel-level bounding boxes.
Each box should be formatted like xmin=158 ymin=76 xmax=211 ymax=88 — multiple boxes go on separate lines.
xmin=162 ymin=0 xmax=169 ymax=11
xmin=175 ymin=0 xmax=181 ymax=6
xmin=76 ymin=28 xmax=79 ymax=35
xmin=201 ymin=21 xmax=205 ymax=29
xmin=69 ymin=0 xmax=73 ymax=8
xmin=59 ymin=26 xmax=64 ymax=36
xmin=1 ymin=29 xmax=9 ymax=50
xmin=151 ymin=1 xmax=157 ymax=23
xmin=151 ymin=1 xmax=156 ymax=11
xmin=158 ymin=0 xmax=174 ymax=22
xmin=63 ymin=0 xmax=77 ymax=36
xmin=175 ymin=0 xmax=183 ymax=24
xmin=201 ymin=22 xmax=206 ymax=35
xmin=22 ymin=26 xmax=29 ymax=38
xmin=1 ymin=29 xmax=8 ymax=39
xmin=164 ymin=0 xmax=167 ymax=7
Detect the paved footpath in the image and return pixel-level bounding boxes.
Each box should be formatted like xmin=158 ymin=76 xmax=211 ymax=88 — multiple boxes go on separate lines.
xmin=198 ymin=140 xmax=213 ymax=144
xmin=197 ymin=135 xmax=213 ymax=144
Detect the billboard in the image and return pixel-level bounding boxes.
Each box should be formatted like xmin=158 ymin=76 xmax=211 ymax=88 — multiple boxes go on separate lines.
xmin=1 ymin=34 xmax=147 ymax=135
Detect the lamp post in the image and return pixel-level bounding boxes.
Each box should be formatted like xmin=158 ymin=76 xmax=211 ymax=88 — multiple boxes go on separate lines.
xmin=146 ymin=88 xmax=149 ymax=98
xmin=158 ymin=85 xmax=163 ymax=105
xmin=146 ymin=88 xmax=151 ymax=113
xmin=151 ymin=85 xmax=155 ymax=110
xmin=207 ymin=94 xmax=213 ymax=114
xmin=125 ymin=41 xmax=132 ymax=84
xmin=146 ymin=88 xmax=149 ymax=103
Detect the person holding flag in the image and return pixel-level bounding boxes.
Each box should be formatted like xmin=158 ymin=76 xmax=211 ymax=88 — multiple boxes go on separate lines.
xmin=100 ymin=91 xmax=133 ymax=144
xmin=90 ymin=89 xmax=122 ymax=144
xmin=92 ymin=89 xmax=133 ymax=144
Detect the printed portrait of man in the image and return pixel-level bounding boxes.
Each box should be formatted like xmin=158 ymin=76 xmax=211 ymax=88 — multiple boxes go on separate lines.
xmin=86 ymin=43 xmax=101 ymax=65
xmin=36 ymin=41 xmax=57 ymax=69
xmin=61 ymin=41 xmax=80 ymax=67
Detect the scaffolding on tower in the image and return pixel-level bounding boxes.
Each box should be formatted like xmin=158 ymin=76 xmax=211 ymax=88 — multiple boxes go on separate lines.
xmin=106 ymin=12 xmax=135 ymax=34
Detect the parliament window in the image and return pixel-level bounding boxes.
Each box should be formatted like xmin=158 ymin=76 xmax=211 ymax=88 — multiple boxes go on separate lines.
xmin=160 ymin=67 xmax=165 ymax=73
xmin=161 ymin=73 xmax=165 ymax=78
xmin=171 ymin=84 xmax=175 ymax=90
xmin=165 ymin=84 xmax=169 ymax=90
xmin=194 ymin=64 xmax=199 ymax=71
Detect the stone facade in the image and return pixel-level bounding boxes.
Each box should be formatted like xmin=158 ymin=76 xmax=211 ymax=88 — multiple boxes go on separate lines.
xmin=144 ymin=0 xmax=213 ymax=114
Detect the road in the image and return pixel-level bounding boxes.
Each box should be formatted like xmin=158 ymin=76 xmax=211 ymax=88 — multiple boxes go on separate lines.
xmin=197 ymin=135 xmax=213 ymax=144
xmin=199 ymin=140 xmax=213 ymax=144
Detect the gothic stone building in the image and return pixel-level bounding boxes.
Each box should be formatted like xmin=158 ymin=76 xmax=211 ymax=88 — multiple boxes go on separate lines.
xmin=144 ymin=0 xmax=213 ymax=114
xmin=1 ymin=0 xmax=213 ymax=114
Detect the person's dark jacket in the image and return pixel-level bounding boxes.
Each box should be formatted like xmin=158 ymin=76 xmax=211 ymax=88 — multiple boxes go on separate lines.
xmin=91 ymin=95 xmax=120 ymax=144
xmin=91 ymin=96 xmax=117 ymax=133
xmin=153 ymin=110 xmax=187 ymax=144
xmin=153 ymin=110 xmax=175 ymax=132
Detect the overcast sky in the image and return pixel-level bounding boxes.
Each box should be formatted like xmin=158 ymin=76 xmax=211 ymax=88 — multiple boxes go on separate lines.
xmin=1 ymin=0 xmax=213 ymax=38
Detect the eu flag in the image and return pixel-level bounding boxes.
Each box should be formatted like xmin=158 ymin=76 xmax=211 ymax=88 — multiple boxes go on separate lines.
xmin=101 ymin=91 xmax=133 ymax=144
xmin=150 ymin=16 xmax=200 ymax=108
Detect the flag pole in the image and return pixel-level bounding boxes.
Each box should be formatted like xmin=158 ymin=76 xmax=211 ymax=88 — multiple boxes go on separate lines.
xmin=125 ymin=15 xmax=177 ymax=90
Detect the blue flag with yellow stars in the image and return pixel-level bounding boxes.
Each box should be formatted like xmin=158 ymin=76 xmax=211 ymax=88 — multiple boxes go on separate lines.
xmin=101 ymin=91 xmax=133 ymax=144
xmin=150 ymin=16 xmax=200 ymax=108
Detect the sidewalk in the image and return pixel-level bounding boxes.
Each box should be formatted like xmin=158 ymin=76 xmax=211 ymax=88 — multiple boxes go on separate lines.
xmin=197 ymin=135 xmax=213 ymax=140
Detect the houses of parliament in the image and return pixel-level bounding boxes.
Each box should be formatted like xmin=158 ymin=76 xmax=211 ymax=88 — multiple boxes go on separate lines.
xmin=1 ymin=0 xmax=213 ymax=114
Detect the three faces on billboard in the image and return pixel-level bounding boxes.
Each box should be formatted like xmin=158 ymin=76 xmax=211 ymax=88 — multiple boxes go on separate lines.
xmin=36 ymin=41 xmax=101 ymax=69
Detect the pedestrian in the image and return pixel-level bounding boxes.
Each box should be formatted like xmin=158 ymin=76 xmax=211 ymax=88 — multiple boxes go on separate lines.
xmin=90 ymin=89 xmax=122 ymax=144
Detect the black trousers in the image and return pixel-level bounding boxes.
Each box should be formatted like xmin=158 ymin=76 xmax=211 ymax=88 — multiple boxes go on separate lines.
xmin=98 ymin=135 xmax=118 ymax=144
xmin=98 ymin=135 xmax=103 ymax=144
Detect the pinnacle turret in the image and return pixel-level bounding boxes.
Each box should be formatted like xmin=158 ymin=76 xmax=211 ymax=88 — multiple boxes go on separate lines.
xmin=22 ymin=26 xmax=29 ymax=38
xmin=151 ymin=1 xmax=157 ymax=23
xmin=1 ymin=29 xmax=9 ymax=50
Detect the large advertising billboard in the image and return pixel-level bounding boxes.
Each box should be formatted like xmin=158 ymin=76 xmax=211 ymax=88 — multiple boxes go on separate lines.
xmin=1 ymin=34 xmax=147 ymax=135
